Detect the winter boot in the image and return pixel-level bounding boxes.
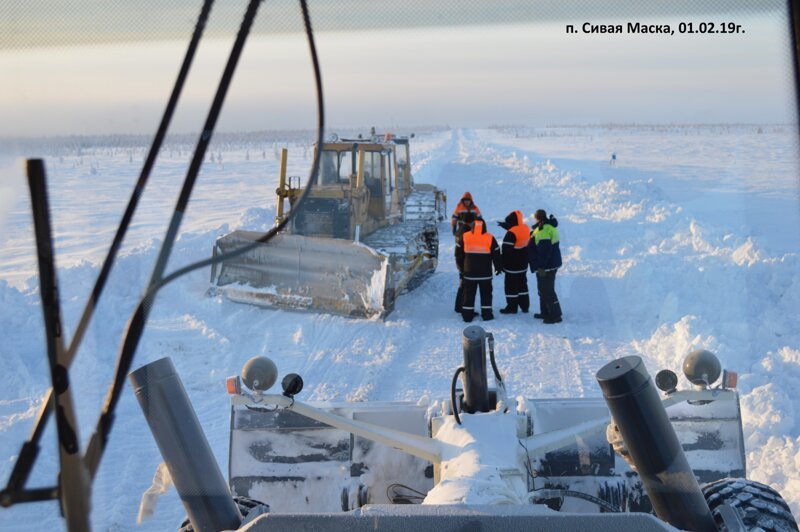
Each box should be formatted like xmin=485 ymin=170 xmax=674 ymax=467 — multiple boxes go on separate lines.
xmin=499 ymin=306 xmax=517 ymax=314
xmin=533 ymin=313 xmax=545 ymax=319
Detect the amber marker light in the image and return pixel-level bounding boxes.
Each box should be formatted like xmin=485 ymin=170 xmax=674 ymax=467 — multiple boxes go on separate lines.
xmin=226 ymin=375 xmax=242 ymax=395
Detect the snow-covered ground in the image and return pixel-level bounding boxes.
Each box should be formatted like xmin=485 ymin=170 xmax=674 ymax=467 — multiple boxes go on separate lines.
xmin=0 ymin=125 xmax=799 ymax=530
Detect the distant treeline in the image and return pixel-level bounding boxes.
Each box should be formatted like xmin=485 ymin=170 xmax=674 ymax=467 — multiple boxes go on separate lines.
xmin=490 ymin=124 xmax=792 ymax=138
xmin=0 ymin=125 xmax=450 ymax=155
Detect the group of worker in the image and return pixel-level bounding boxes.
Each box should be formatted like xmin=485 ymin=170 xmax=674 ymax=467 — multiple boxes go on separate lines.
xmin=452 ymin=192 xmax=562 ymax=324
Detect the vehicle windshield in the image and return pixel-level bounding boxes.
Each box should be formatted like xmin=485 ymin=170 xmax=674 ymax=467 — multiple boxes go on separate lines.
xmin=318 ymin=150 xmax=339 ymax=185
xmin=0 ymin=1 xmax=798 ymax=529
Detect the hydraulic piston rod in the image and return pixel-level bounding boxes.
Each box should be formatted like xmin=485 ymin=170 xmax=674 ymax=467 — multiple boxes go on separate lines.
xmin=130 ymin=358 xmax=242 ymax=532
xmin=597 ymin=356 xmax=716 ymax=532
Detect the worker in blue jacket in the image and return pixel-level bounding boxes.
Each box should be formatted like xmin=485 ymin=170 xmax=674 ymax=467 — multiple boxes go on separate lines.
xmin=528 ymin=209 xmax=562 ymax=323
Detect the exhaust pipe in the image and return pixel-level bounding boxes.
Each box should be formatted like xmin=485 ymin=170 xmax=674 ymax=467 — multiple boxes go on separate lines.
xmin=597 ymin=356 xmax=716 ymax=532
xmin=461 ymin=325 xmax=490 ymax=413
xmin=129 ymin=357 xmax=242 ymax=532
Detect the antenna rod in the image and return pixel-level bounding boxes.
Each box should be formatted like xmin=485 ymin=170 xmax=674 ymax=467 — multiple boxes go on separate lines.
xmin=27 ymin=159 xmax=91 ymax=531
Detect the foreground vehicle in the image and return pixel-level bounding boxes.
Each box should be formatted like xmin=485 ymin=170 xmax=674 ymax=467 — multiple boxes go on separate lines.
xmin=130 ymin=326 xmax=796 ymax=531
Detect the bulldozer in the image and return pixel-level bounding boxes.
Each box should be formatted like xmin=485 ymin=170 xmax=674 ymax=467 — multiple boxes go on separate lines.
xmin=209 ymin=132 xmax=447 ymax=319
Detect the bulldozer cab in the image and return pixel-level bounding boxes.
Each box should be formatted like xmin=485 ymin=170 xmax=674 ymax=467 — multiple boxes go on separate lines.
xmin=279 ymin=137 xmax=412 ymax=241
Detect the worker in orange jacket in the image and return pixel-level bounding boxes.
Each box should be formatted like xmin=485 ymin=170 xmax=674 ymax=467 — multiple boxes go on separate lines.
xmin=497 ymin=210 xmax=531 ymax=314
xmin=451 ymin=192 xmax=482 ymax=235
xmin=453 ymin=211 xmax=478 ymax=313
xmin=455 ymin=220 xmax=503 ymax=322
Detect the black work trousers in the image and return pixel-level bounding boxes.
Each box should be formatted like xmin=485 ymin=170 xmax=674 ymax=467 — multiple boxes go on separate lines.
xmin=504 ymin=271 xmax=529 ymax=312
xmin=536 ymin=269 xmax=562 ymax=319
xmin=454 ymin=274 xmax=464 ymax=312
xmin=462 ymin=278 xmax=493 ymax=320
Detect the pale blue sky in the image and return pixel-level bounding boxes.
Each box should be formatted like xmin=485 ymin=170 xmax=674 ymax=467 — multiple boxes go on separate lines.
xmin=0 ymin=5 xmax=795 ymax=136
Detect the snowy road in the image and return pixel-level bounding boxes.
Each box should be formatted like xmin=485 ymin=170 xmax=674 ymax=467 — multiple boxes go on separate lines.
xmin=0 ymin=126 xmax=799 ymax=530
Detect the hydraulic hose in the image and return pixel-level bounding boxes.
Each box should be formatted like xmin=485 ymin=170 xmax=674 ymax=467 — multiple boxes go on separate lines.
xmin=529 ymin=489 xmax=620 ymax=513
xmin=486 ymin=332 xmax=504 ymax=385
xmin=451 ymin=367 xmax=465 ymax=425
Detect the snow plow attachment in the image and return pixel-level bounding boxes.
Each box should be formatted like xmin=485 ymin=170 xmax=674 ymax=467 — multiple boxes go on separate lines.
xmin=227 ymin=377 xmax=745 ymax=515
xmin=210 ymin=231 xmax=392 ymax=319
xmin=219 ymin=345 xmax=766 ymax=531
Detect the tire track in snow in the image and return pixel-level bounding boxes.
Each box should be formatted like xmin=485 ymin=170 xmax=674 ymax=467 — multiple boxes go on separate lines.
xmin=289 ymin=315 xmax=394 ymax=401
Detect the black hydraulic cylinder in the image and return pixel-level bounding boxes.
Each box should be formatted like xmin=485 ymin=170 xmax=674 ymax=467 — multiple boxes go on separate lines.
xmin=461 ymin=326 xmax=489 ymax=414
xmin=129 ymin=357 xmax=241 ymax=532
xmin=597 ymin=356 xmax=716 ymax=532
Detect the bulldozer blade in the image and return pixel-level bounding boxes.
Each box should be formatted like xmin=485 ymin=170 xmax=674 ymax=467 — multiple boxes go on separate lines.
xmin=211 ymin=231 xmax=391 ymax=318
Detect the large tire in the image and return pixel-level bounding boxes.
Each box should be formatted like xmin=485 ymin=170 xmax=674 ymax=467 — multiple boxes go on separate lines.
xmin=702 ymin=478 xmax=798 ymax=532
